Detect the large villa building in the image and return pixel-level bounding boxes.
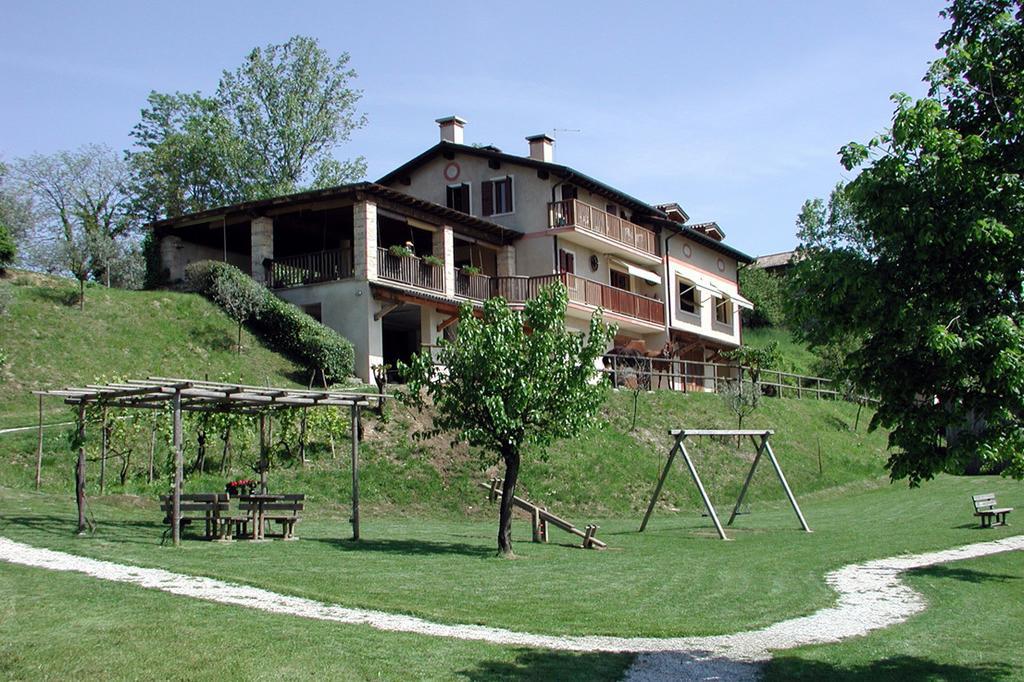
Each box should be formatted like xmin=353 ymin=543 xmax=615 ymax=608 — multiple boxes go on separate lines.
xmin=151 ymin=116 xmax=754 ymax=386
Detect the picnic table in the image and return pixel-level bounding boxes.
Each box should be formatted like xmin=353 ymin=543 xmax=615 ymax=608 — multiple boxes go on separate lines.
xmin=237 ymin=493 xmax=306 ymax=540
xmin=238 ymin=493 xmax=284 ymax=540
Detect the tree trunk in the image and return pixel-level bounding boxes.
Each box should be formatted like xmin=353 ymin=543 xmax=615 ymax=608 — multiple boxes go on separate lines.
xmin=237 ymin=322 xmax=243 ymax=355
xmin=79 ymin=279 xmax=85 ymax=310
xmin=220 ymin=426 xmax=232 ymax=475
xmin=497 ymin=447 xmax=521 ymax=557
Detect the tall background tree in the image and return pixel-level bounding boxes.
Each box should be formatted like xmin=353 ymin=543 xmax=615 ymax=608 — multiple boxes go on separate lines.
xmin=128 ymin=35 xmax=367 ymax=222
xmin=399 ymin=285 xmax=614 ymax=556
xmin=786 ymin=0 xmax=1024 ymax=483
xmin=9 ymin=145 xmax=141 ymax=294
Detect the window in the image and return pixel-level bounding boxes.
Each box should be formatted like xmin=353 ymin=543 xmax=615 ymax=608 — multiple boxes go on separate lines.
xmin=678 ymin=279 xmax=699 ymax=315
xmin=606 ymin=203 xmax=617 ymax=215
xmin=610 ymin=269 xmax=630 ymax=291
xmin=714 ymin=297 xmax=732 ymax=325
xmin=558 ymin=248 xmax=576 ymax=274
xmin=561 ymin=184 xmax=578 ymax=201
xmin=481 ymin=176 xmax=514 ymax=216
xmin=446 ymin=183 xmax=470 ymax=214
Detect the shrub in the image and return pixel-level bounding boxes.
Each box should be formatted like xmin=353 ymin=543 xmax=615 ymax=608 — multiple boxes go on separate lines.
xmin=185 ymin=260 xmax=355 ymax=380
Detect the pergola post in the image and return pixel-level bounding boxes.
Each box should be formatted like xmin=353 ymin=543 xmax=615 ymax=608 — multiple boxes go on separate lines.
xmin=35 ymin=395 xmax=43 ymax=490
xmin=75 ymin=404 xmax=86 ymax=534
xmin=171 ymin=389 xmax=183 ymax=547
xmin=350 ymin=403 xmax=360 ymax=540
xmin=99 ymin=406 xmax=108 ymax=494
xmin=258 ymin=413 xmax=268 ymax=494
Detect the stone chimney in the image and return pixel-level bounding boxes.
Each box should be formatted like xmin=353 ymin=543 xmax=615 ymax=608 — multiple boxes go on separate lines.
xmin=526 ymin=134 xmax=554 ymax=162
xmin=436 ymin=115 xmax=466 ymax=144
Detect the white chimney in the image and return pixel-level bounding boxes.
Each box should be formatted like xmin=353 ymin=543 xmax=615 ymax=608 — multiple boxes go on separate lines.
xmin=436 ymin=115 xmax=467 ymax=144
xmin=526 ymin=134 xmax=554 ymax=162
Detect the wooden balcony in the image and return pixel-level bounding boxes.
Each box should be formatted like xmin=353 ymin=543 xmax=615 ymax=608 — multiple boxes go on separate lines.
xmin=455 ymin=270 xmax=492 ymax=300
xmin=377 ymin=248 xmax=443 ymax=292
xmin=549 ymin=199 xmax=659 ymax=257
xmin=267 ymin=250 xmax=352 ymax=288
xmin=493 ymin=272 xmax=664 ymax=325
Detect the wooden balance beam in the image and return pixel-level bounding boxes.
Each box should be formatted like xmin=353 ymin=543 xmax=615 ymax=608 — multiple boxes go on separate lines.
xmin=478 ymin=478 xmax=606 ymax=549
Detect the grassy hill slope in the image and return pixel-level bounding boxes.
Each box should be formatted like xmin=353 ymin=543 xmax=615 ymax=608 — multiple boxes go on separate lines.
xmin=0 ymin=271 xmax=306 ymax=429
xmin=1 ymin=272 xmax=892 ymax=516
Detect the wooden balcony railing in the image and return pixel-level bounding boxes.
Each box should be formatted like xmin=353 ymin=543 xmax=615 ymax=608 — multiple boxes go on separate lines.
xmin=492 ymin=272 xmax=664 ymax=325
xmin=267 ymin=249 xmax=352 ymax=288
xmin=549 ymin=199 xmax=659 ymax=257
xmin=377 ymin=248 xmax=443 ymax=292
xmin=455 ymin=271 xmax=492 ymax=300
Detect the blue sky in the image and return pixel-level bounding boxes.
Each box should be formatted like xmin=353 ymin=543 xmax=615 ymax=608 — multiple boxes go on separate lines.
xmin=0 ymin=1 xmax=947 ymax=256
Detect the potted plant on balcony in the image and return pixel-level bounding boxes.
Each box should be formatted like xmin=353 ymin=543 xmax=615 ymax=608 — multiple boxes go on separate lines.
xmin=422 ymin=255 xmax=444 ymax=268
xmin=388 ymin=244 xmax=414 ymax=258
xmin=461 ymin=265 xmax=482 ymax=276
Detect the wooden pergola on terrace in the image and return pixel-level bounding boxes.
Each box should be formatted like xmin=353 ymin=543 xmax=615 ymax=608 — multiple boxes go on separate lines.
xmin=34 ymin=377 xmax=379 ymax=546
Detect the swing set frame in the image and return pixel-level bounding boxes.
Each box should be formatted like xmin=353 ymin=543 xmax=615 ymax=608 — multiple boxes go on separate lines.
xmin=639 ymin=429 xmax=811 ymax=540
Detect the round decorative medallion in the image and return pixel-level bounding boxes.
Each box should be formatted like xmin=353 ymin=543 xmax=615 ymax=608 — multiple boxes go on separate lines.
xmin=682 ymin=244 xmax=692 ymax=258
xmin=590 ymin=255 xmax=600 ymax=272
xmin=443 ymin=161 xmax=461 ymax=182
xmin=717 ymin=258 xmax=726 ymax=272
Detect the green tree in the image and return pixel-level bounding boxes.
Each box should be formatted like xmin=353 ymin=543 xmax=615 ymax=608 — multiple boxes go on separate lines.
xmin=10 ymin=145 xmax=136 ymax=286
xmin=210 ymin=272 xmax=263 ymax=353
xmin=127 ymin=91 xmax=244 ymax=222
xmin=738 ymin=266 xmax=784 ymax=328
xmin=398 ymin=284 xmax=615 ymax=556
xmin=0 ymin=160 xmax=33 ymax=247
xmin=787 ymin=0 xmax=1024 ymax=483
xmin=0 ymin=222 xmax=15 ymax=272
xmin=128 ymin=36 xmax=367 ymax=221
xmin=218 ymin=35 xmax=367 ymax=197
xmin=722 ymin=341 xmax=782 ymax=384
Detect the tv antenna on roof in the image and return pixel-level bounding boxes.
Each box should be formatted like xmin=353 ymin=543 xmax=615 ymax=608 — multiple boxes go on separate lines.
xmin=551 ymin=128 xmax=581 ymax=139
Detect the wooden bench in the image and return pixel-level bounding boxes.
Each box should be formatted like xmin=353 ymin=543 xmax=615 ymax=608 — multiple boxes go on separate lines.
xmin=160 ymin=493 xmax=231 ymax=540
xmin=238 ymin=494 xmax=304 ymax=540
xmin=973 ymin=493 xmax=1013 ymax=528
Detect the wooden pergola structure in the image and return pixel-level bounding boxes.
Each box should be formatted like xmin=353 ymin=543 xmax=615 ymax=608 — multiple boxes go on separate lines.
xmin=34 ymin=377 xmax=378 ymax=546
xmin=639 ymin=429 xmax=811 ymax=540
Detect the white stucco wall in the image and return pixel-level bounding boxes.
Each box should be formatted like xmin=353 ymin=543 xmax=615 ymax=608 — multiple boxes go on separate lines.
xmin=664 ymin=235 xmax=742 ymax=346
xmin=276 ymin=280 xmax=382 ymax=384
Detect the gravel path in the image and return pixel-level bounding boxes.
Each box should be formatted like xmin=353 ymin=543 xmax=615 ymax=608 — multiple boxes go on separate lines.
xmin=1 ymin=534 xmax=1021 ymax=680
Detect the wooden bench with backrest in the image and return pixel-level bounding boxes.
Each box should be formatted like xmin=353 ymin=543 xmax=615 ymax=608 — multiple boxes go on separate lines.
xmin=160 ymin=493 xmax=231 ymax=540
xmin=237 ymin=494 xmax=305 ymax=540
xmin=973 ymin=493 xmax=1013 ymax=528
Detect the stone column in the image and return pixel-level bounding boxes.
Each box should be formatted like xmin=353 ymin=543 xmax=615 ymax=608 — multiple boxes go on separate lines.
xmin=250 ymin=217 xmax=274 ymax=284
xmin=353 ymin=201 xmax=378 ymax=281
xmin=497 ymin=244 xmax=516 ymax=278
xmin=433 ymin=225 xmax=455 ymax=297
xmin=159 ymin=234 xmax=184 ymax=283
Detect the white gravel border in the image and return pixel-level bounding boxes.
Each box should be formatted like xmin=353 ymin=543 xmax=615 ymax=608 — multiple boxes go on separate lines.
xmin=1 ymin=534 xmax=1021 ymax=680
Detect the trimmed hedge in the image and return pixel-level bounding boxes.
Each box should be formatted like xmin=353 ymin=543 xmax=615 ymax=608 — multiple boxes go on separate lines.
xmin=184 ymin=260 xmax=355 ymax=380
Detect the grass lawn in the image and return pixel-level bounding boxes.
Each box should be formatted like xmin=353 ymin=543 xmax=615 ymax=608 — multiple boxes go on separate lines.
xmin=0 ymin=562 xmax=630 ymax=681
xmin=765 ymin=551 xmax=1024 ymax=680
xmin=0 ymin=475 xmax=1019 ymax=641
